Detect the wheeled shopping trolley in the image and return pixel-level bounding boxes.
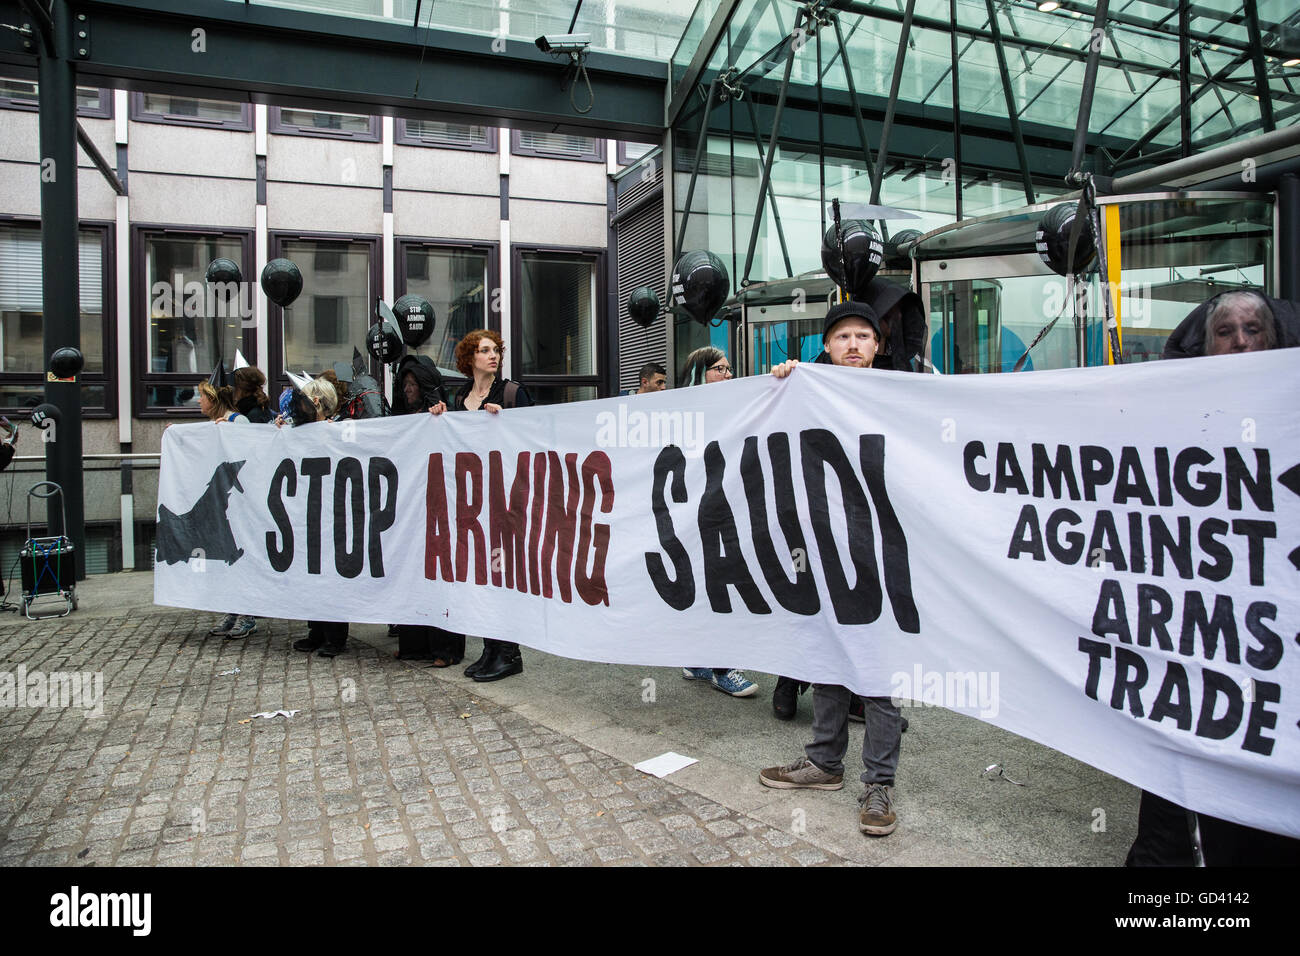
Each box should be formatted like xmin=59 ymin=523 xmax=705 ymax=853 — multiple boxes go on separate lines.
xmin=19 ymin=481 xmax=77 ymax=620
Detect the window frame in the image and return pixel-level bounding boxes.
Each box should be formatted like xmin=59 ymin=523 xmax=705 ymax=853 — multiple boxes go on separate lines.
xmin=269 ymin=106 xmax=380 ymax=142
xmin=617 ymin=141 xmax=657 ymax=166
xmin=510 ymin=129 xmax=606 ymax=163
xmin=395 ymin=119 xmax=498 ymax=153
xmin=0 ymin=216 xmax=117 ymax=418
xmin=129 ymin=91 xmax=252 ymax=131
xmin=0 ymin=74 xmax=112 ymax=117
xmin=267 ymin=231 xmax=382 ymax=395
xmin=131 ymin=224 xmax=256 ymax=417
xmin=395 ymin=237 xmax=501 ymax=391
xmin=510 ymin=244 xmax=608 ymax=403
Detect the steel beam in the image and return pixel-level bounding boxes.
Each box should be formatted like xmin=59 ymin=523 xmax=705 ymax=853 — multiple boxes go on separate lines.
xmin=983 ymin=0 xmax=1036 ymax=204
xmin=37 ymin=0 xmax=86 ymax=577
xmin=1066 ymin=0 xmax=1110 ymax=184
xmin=1241 ymin=0 xmax=1276 ymax=133
xmin=869 ymin=0 xmax=917 ymax=219
xmin=741 ymin=7 xmax=803 ymax=286
xmin=667 ymin=0 xmax=744 ymax=130
xmin=43 ymin=0 xmax=665 ymax=140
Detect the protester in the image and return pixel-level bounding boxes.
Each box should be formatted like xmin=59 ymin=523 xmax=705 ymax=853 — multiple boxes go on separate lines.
xmin=758 ymin=301 xmax=904 ymax=837
xmin=1125 ymin=287 xmax=1300 ymax=866
xmin=775 ymin=277 xmax=926 ymax=721
xmin=204 ymin=367 xmax=272 ymax=640
xmin=231 ymin=367 xmax=275 ymax=424
xmin=319 ymin=369 xmax=351 ymax=420
xmin=429 ymin=329 xmax=531 ymax=681
xmin=0 ymin=417 xmax=16 ymax=473
xmin=675 ymin=346 xmax=759 ymax=699
xmin=197 ymin=380 xmax=246 ymax=424
xmin=635 ymin=361 xmax=667 ymax=393
xmin=197 ymin=375 xmax=252 ymax=636
xmin=391 ymin=354 xmax=463 ymax=666
xmin=285 ymin=378 xmax=351 ymax=658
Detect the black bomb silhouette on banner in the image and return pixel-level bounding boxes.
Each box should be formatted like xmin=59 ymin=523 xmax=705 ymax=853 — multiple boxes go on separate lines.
xmin=821 ymin=220 xmax=884 ymax=299
xmin=156 ymin=460 xmax=247 ymax=566
xmin=392 ymin=294 xmax=435 ymax=349
xmin=671 ymin=251 xmax=730 ymax=325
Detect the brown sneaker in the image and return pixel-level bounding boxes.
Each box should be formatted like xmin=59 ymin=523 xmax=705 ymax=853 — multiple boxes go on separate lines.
xmin=859 ymin=783 xmax=897 ymax=836
xmin=759 ymin=757 xmax=843 ymax=791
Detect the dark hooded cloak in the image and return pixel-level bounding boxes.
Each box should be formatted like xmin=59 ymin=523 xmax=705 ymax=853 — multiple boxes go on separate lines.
xmin=1161 ymin=291 xmax=1300 ymax=359
xmin=392 ymin=355 xmax=449 ymax=415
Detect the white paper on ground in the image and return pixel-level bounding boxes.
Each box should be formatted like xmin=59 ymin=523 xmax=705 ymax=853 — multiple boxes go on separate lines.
xmin=634 ymin=752 xmax=698 ymax=778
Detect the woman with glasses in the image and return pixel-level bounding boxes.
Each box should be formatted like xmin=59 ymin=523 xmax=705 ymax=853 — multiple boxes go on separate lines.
xmin=429 ymin=329 xmax=532 ymax=682
xmin=679 ymin=346 xmax=734 ymax=386
xmin=675 ymin=346 xmax=758 ymax=699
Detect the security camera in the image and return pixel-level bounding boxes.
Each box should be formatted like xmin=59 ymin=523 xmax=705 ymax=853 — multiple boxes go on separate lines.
xmin=535 ymin=33 xmax=591 ymax=55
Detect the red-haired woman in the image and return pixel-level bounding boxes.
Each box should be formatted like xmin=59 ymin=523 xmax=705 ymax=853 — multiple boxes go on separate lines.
xmin=430 ymin=328 xmax=532 ymax=681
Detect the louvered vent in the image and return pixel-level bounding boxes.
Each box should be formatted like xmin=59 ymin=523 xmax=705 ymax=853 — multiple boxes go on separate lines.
xmin=614 ymin=163 xmax=667 ymax=394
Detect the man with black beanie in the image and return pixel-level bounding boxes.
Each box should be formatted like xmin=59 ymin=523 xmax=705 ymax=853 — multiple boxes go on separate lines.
xmin=758 ymin=300 xmax=906 ymax=838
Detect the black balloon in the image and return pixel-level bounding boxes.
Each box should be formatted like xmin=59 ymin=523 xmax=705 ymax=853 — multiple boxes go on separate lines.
xmin=29 ymin=402 xmax=60 ymax=429
xmin=260 ymin=258 xmax=303 ymax=308
xmin=885 ymin=229 xmax=924 ymax=258
xmin=627 ymin=286 xmax=660 ymax=328
xmin=671 ymin=251 xmax=730 ymax=325
xmin=49 ymin=347 xmax=84 ymax=379
xmin=1036 ymin=202 xmax=1096 ymax=276
xmin=205 ymin=257 xmax=242 ymax=285
xmin=821 ymin=220 xmax=884 ymax=298
xmin=392 ymin=294 xmax=436 ymax=348
xmin=366 ymin=322 xmax=404 ymax=365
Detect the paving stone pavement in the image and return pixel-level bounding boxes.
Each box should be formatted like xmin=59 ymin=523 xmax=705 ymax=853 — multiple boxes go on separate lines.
xmin=0 ymin=608 xmax=848 ymax=867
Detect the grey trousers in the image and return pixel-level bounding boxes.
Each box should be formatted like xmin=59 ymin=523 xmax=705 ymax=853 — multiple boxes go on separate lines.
xmin=804 ymin=684 xmax=902 ymax=786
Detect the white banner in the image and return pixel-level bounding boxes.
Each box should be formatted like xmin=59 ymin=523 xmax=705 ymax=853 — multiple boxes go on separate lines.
xmin=156 ymin=351 xmax=1300 ymax=837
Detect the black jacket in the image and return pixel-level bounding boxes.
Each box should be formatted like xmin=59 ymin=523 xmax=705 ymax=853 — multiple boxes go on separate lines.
xmin=451 ymin=375 xmax=533 ymax=411
xmin=1161 ymin=292 xmax=1300 ymax=359
xmin=392 ymin=355 xmax=448 ymax=415
xmin=236 ymin=394 xmax=275 ymax=424
xmin=815 ymin=278 xmax=928 ymax=371
xmin=344 ymin=371 xmax=389 ymax=419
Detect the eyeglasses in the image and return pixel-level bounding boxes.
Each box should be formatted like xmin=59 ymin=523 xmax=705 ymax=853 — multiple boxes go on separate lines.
xmin=707 ymin=362 xmax=733 ymax=376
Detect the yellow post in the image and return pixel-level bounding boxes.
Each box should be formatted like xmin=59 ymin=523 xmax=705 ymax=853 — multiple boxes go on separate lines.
xmin=1105 ymin=204 xmax=1123 ymax=363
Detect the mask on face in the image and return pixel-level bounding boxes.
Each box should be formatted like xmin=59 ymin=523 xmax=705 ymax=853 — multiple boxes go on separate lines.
xmin=289 ymin=389 xmax=318 ymax=427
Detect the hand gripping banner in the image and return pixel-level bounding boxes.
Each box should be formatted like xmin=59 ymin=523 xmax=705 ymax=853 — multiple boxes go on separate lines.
xmin=156 ymin=352 xmax=1300 ymax=837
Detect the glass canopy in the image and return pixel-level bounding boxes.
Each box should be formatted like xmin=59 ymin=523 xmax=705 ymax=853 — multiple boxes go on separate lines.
xmin=227 ymin=0 xmax=701 ymax=61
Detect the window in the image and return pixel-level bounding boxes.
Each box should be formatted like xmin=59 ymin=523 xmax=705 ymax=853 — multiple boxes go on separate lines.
xmin=0 ymin=221 xmax=113 ymax=413
xmin=513 ymin=248 xmax=605 ymax=404
xmin=134 ymin=228 xmax=253 ymax=412
xmin=270 ymin=107 xmax=379 ymax=141
xmin=271 ymin=235 xmax=378 ymax=385
xmin=130 ymin=92 xmax=251 ymax=130
xmin=397 ymin=241 xmax=498 ymax=382
xmin=396 ymin=119 xmax=497 ymax=152
xmin=618 ymin=142 xmax=655 ymax=166
xmin=0 ymin=76 xmax=112 ymax=117
xmin=312 ymin=297 xmax=348 ymax=346
xmin=511 ymin=130 xmax=605 ymax=163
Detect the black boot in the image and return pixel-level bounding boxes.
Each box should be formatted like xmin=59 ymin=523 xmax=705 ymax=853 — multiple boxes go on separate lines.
xmin=464 ymin=639 xmax=494 ymax=678
xmin=473 ymin=641 xmax=522 ymax=682
xmin=316 ymin=622 xmax=348 ymax=658
xmin=294 ymin=622 xmax=326 ymax=653
xmin=773 ymin=676 xmax=800 ymax=721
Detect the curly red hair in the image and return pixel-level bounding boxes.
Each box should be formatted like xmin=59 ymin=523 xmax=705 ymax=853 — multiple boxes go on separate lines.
xmin=454 ymin=329 xmax=505 ymax=378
